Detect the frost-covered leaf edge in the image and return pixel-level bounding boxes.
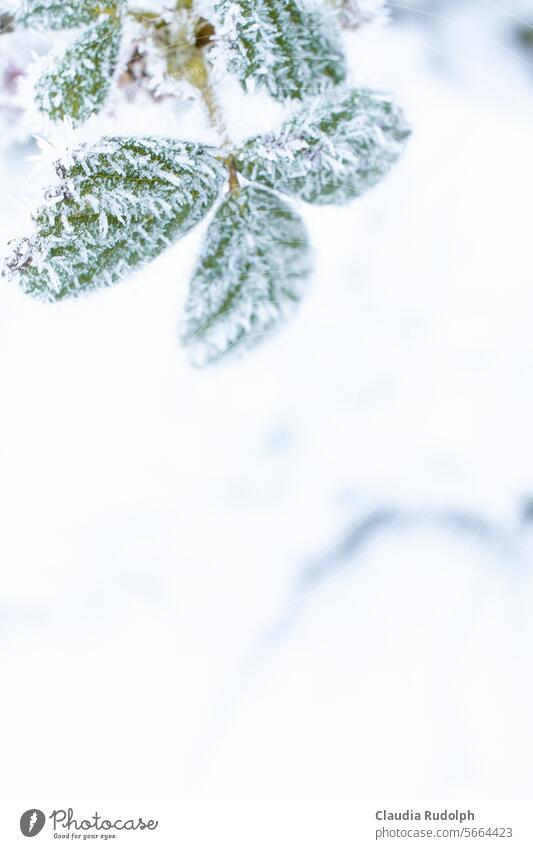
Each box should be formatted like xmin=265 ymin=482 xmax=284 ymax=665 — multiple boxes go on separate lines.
xmin=16 ymin=0 xmax=124 ymax=30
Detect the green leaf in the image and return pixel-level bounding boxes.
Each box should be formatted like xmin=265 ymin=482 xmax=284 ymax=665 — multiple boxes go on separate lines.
xmin=6 ymin=137 xmax=226 ymax=301
xmin=216 ymin=0 xmax=346 ymax=101
xmin=235 ymin=87 xmax=411 ymax=204
xmin=181 ymin=185 xmax=312 ymax=365
xmin=16 ymin=0 xmax=123 ymax=29
xmin=34 ymin=16 xmax=123 ymax=124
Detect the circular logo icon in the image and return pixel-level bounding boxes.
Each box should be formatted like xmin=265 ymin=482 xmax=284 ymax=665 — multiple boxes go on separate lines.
xmin=20 ymin=810 xmax=46 ymax=837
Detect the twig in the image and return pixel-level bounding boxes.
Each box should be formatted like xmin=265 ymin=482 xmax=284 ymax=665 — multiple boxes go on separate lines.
xmin=0 ymin=12 xmax=15 ymax=34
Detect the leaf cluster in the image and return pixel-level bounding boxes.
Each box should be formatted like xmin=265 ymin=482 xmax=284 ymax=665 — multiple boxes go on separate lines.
xmin=5 ymin=0 xmax=411 ymax=364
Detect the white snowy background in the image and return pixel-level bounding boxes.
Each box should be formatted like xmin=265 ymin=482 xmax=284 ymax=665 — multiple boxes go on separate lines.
xmin=1 ymin=0 xmax=533 ymax=800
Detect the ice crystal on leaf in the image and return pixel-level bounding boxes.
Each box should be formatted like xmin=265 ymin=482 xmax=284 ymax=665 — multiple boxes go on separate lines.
xmin=16 ymin=0 xmax=124 ymax=30
xmin=6 ymin=137 xmax=226 ymax=301
xmin=216 ymin=0 xmax=346 ymax=101
xmin=35 ymin=16 xmax=123 ymax=123
xmin=181 ymin=186 xmax=312 ymax=365
xmin=234 ymin=87 xmax=410 ymax=205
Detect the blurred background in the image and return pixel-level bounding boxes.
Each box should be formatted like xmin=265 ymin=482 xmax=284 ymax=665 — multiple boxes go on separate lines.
xmin=1 ymin=0 xmax=533 ymax=800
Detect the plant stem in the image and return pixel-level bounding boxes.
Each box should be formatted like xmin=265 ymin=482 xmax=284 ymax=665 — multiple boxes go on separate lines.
xmin=226 ymin=155 xmax=240 ymax=194
xmin=194 ymin=53 xmax=230 ymax=145
xmin=197 ymin=57 xmax=240 ymax=192
xmin=0 ymin=12 xmax=14 ymax=34
xmin=129 ymin=4 xmax=229 ymax=142
xmin=175 ymin=50 xmax=239 ymax=191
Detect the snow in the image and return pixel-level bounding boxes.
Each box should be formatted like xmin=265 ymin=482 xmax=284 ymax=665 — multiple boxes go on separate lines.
xmin=337 ymin=0 xmax=388 ymax=30
xmin=1 ymin=0 xmax=533 ymax=802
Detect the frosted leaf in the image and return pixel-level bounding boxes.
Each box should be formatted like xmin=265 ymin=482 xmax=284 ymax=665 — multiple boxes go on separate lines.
xmin=34 ymin=16 xmax=123 ymax=124
xmin=234 ymin=87 xmax=410 ymax=205
xmin=5 ymin=137 xmax=226 ymax=301
xmin=16 ymin=0 xmax=124 ymax=30
xmin=181 ymin=185 xmax=312 ymax=366
xmin=215 ymin=0 xmax=346 ymax=101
